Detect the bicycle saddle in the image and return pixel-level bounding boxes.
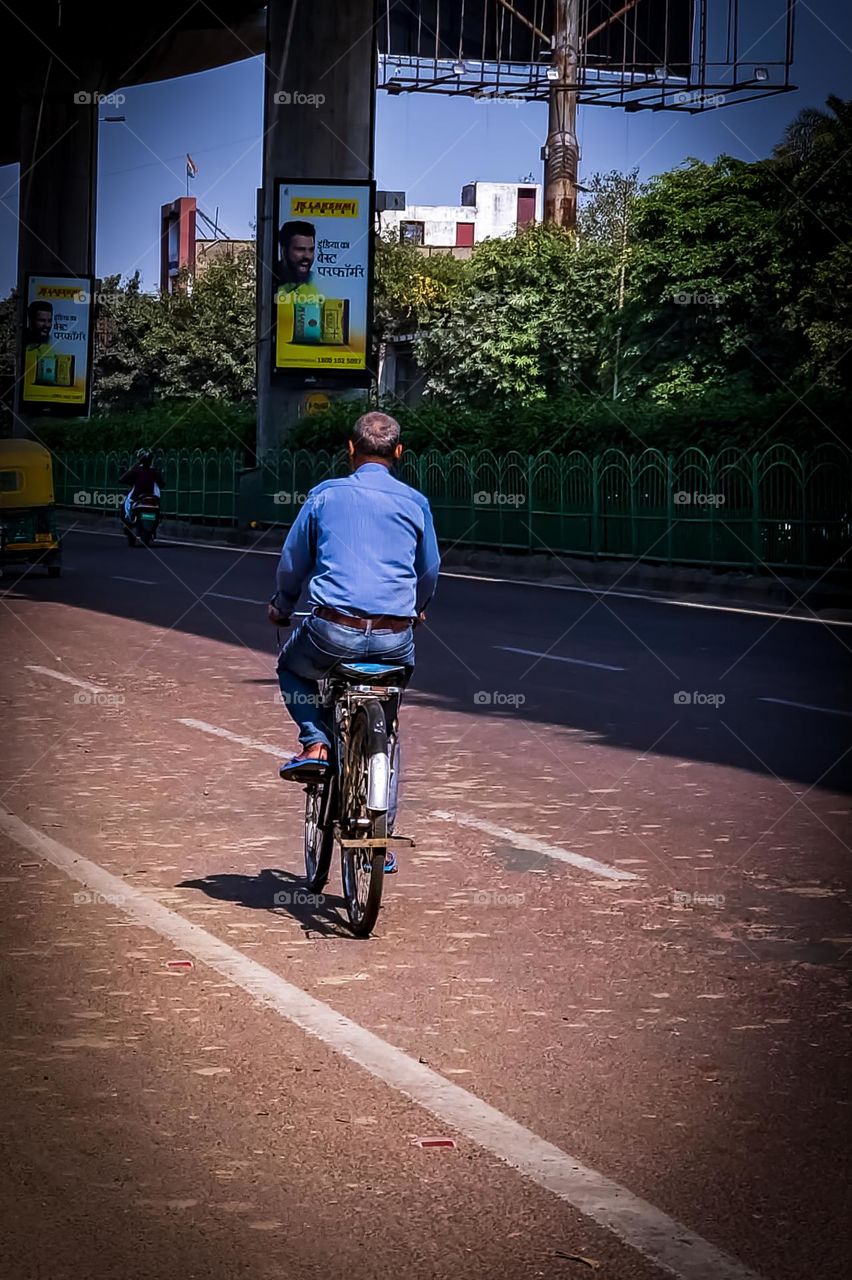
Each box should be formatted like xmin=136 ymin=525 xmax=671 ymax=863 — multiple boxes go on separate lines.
xmin=333 ymin=662 xmax=407 ymax=684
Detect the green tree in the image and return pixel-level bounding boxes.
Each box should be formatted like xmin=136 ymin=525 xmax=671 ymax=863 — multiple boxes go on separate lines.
xmin=771 ymin=95 xmax=852 ymax=395
xmin=94 ymin=250 xmax=256 ymax=411
xmin=373 ymin=232 xmax=465 ymax=340
xmin=416 ymin=224 xmax=613 ymax=407
xmin=622 ymin=157 xmax=793 ymax=401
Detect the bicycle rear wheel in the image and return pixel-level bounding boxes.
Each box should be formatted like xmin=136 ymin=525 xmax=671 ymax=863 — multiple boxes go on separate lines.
xmin=304 ymin=782 xmax=334 ymax=893
xmin=340 ymin=702 xmax=388 ymax=937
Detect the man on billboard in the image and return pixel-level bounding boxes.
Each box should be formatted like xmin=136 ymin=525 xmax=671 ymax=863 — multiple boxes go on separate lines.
xmin=25 ymin=300 xmax=54 ymax=349
xmin=278 ymin=220 xmax=318 ymax=291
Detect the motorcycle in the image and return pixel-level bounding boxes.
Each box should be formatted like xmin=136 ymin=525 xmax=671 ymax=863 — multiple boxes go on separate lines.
xmin=124 ymin=493 xmax=161 ymax=547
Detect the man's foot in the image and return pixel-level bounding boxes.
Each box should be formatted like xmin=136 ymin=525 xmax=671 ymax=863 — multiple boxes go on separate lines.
xmin=279 ymin=744 xmax=329 ymax=782
xmin=384 ymin=850 xmax=398 ymax=874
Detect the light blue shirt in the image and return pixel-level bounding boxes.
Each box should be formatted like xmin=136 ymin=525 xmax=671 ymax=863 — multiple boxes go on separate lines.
xmin=274 ymin=462 xmax=440 ymax=618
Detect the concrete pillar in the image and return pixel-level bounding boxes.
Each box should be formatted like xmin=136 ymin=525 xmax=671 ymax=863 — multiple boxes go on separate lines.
xmin=257 ymin=0 xmax=378 ymax=455
xmin=14 ymin=94 xmax=99 ymax=434
xmin=543 ymin=0 xmax=580 ymax=230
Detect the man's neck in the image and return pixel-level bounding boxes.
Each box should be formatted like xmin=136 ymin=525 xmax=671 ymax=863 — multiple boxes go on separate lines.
xmin=352 ymin=455 xmax=392 ymax=471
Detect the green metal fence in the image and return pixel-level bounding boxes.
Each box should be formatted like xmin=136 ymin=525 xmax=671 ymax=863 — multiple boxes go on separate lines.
xmin=55 ymin=448 xmax=240 ymax=523
xmin=55 ymin=444 xmax=852 ymax=573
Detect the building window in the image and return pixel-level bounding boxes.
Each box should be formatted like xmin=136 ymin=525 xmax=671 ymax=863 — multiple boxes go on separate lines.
xmin=455 ymin=221 xmax=475 ymax=247
xmin=517 ymin=187 xmax=537 ymax=228
xmin=399 ymin=221 xmax=425 ymax=246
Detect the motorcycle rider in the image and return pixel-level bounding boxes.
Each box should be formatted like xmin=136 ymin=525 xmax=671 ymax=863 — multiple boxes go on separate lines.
xmin=119 ymin=448 xmax=163 ymax=530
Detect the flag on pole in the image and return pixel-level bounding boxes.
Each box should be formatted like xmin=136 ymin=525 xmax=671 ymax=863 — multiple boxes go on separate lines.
xmin=186 ymin=154 xmax=198 ymax=180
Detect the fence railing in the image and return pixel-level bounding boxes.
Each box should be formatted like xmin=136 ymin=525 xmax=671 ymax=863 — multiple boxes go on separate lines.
xmin=55 ymin=444 xmax=852 ymax=573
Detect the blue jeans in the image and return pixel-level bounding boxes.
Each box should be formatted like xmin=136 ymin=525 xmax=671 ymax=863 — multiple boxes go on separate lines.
xmin=277 ymin=614 xmax=414 ymax=828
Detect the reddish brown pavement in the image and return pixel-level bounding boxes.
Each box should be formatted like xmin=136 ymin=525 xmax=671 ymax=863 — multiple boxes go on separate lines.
xmin=1 ymin=575 xmax=851 ymax=1280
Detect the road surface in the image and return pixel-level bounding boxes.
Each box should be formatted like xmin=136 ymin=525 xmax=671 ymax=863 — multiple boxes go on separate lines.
xmin=1 ymin=527 xmax=850 ymax=1280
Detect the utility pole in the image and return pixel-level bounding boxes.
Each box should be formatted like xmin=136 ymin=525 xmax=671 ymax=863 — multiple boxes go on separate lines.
xmin=543 ymin=0 xmax=580 ymax=229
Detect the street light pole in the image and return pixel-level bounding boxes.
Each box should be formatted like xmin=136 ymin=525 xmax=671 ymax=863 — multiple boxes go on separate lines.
xmin=543 ymin=0 xmax=580 ymax=229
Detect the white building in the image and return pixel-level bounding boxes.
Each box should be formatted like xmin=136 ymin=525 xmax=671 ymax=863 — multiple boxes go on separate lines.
xmin=379 ymin=180 xmax=542 ymax=255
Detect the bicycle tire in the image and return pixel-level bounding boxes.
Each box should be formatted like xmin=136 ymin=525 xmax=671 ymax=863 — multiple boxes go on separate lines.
xmin=304 ymin=782 xmax=334 ymax=893
xmin=340 ymin=700 xmax=387 ymax=937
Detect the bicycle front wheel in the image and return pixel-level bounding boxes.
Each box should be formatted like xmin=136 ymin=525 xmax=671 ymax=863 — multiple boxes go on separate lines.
xmin=340 ymin=701 xmax=388 ymax=936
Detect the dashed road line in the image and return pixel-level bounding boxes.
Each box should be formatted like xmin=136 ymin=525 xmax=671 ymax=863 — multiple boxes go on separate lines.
xmin=25 ymin=664 xmax=107 ymax=696
xmin=177 ymin=717 xmax=286 ymax=758
xmin=495 ymin=645 xmax=626 ymax=672
xmin=431 ymin=811 xmax=640 ymax=881
xmin=759 ymin=696 xmax=852 ymax=719
xmin=0 ymin=805 xmax=762 ymax=1280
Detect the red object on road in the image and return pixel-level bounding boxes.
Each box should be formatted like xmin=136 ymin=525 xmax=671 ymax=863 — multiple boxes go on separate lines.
xmin=166 ymin=959 xmax=194 ymax=970
xmin=412 ymin=1137 xmax=456 ymax=1148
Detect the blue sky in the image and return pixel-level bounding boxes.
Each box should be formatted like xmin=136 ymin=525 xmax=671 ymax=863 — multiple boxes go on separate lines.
xmin=1 ymin=0 xmax=850 ymax=295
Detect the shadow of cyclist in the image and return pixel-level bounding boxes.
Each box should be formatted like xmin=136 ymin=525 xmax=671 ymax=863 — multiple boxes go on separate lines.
xmin=178 ymin=867 xmax=352 ymax=938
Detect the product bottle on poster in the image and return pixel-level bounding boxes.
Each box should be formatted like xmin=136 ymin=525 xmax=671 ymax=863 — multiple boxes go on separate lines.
xmin=293 ymin=300 xmax=322 ymax=343
xmin=36 ymin=354 xmax=57 ymax=385
xmin=55 ymin=354 xmax=76 ymax=387
xmin=320 ymin=298 xmax=350 ymax=345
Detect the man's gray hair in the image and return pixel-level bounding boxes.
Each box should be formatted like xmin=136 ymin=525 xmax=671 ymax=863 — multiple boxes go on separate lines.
xmin=351 ymin=411 xmax=401 ymax=459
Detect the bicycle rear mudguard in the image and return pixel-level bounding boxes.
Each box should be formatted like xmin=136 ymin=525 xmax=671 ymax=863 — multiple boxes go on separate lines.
xmin=360 ymin=699 xmax=390 ymax=814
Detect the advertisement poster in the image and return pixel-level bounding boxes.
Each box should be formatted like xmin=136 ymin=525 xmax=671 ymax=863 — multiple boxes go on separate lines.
xmin=21 ymin=275 xmax=94 ymax=414
xmin=273 ymin=179 xmax=374 ymax=384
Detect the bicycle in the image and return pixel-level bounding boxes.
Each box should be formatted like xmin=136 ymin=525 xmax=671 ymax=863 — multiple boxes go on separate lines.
xmin=301 ymin=659 xmax=413 ymax=936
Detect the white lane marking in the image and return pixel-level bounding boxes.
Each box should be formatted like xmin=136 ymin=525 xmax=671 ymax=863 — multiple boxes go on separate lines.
xmin=0 ymin=806 xmax=762 ymax=1280
xmin=25 ymin=664 xmax=106 ymax=696
xmin=61 ymin=524 xmax=279 ymax=557
xmin=178 ymin=717 xmax=285 ymax=758
xmin=445 ymin=571 xmax=852 ymax=627
xmin=206 ymin=591 xmax=266 ymax=605
xmin=495 ymin=645 xmax=625 ymax=672
xmin=759 ymin=696 xmax=852 ymax=719
xmin=432 ymin=811 xmax=640 ymax=881
xmin=60 ymin=527 xmax=851 ymax=626
xmin=113 ymin=575 xmax=158 ymax=585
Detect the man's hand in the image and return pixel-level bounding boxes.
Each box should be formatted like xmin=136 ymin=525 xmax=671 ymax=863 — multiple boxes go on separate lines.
xmin=268 ymin=602 xmax=290 ymax=626
xmin=415 ymin=611 xmax=427 ymax=627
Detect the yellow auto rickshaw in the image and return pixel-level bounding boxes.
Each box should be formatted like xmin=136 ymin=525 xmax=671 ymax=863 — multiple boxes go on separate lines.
xmin=0 ymin=438 xmax=61 ymax=577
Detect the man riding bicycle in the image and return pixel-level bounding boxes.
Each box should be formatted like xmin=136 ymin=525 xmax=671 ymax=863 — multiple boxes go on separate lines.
xmin=269 ymin=411 xmax=440 ymax=870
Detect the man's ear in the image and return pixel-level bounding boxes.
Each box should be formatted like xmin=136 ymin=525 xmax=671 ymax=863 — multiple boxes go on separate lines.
xmin=393 ymin=443 xmax=403 ymax=461
xmin=347 ymin=440 xmax=355 ymax=459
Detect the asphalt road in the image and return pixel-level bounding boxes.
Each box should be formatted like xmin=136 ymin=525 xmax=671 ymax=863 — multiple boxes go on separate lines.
xmin=1 ymin=526 xmax=850 ymax=1280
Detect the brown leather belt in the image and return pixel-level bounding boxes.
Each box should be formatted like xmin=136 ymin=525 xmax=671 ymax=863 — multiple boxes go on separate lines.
xmin=313 ymin=605 xmax=413 ymax=634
